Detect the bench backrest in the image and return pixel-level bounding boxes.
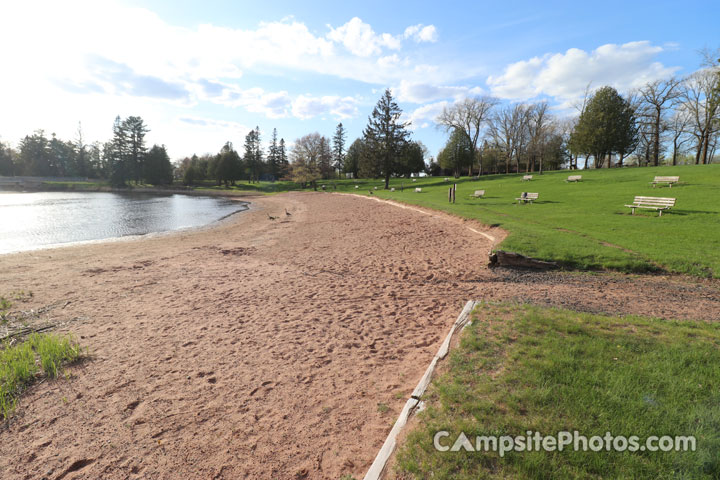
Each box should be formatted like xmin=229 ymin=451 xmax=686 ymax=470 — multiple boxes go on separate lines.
xmin=522 ymin=192 xmax=539 ymax=199
xmin=633 ymin=196 xmax=675 ymax=207
xmin=568 ymin=175 xmax=582 ymax=181
xmin=523 ymin=175 xmax=533 ymax=180
xmin=415 ymin=187 xmax=422 ymax=192
xmin=653 ymin=176 xmax=679 ymax=182
xmin=473 ymin=190 xmax=485 ymax=196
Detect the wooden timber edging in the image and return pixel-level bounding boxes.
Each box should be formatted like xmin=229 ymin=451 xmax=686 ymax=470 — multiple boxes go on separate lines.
xmin=488 ymin=250 xmax=558 ymax=270
xmin=362 ymin=300 xmax=480 ymax=480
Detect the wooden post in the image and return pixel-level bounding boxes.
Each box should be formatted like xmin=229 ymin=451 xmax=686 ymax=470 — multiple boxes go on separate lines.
xmin=448 ymin=187 xmax=452 ymax=203
xmin=453 ymin=184 xmax=456 ymax=203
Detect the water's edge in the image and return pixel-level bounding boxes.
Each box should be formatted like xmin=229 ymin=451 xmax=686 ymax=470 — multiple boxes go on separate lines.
xmin=0 ymin=194 xmax=253 ymax=256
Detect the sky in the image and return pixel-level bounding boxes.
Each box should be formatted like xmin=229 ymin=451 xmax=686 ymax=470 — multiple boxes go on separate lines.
xmin=0 ymin=0 xmax=718 ymax=161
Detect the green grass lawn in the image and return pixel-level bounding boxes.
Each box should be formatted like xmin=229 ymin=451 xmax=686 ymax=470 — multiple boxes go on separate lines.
xmin=332 ymin=165 xmax=720 ymax=277
xmin=395 ymin=303 xmax=720 ymax=479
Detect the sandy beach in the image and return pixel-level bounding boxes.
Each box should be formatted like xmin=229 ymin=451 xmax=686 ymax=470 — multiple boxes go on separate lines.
xmin=1 ymin=191 xmax=719 ymax=480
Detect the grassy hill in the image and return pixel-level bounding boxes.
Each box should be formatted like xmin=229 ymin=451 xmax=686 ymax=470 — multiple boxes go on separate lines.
xmin=335 ymin=165 xmax=720 ymax=278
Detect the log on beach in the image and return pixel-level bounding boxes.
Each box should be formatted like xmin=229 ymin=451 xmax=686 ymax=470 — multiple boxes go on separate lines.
xmin=488 ymin=250 xmax=558 ymax=270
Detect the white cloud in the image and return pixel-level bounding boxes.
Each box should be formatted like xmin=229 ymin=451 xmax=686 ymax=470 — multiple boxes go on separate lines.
xmin=395 ymin=80 xmax=483 ymax=103
xmin=378 ymin=54 xmax=401 ymax=68
xmin=327 ymin=17 xmax=401 ymax=57
xmin=404 ymin=24 xmax=438 ymax=43
xmin=291 ymin=95 xmax=359 ymax=120
xmin=403 ymin=101 xmax=449 ymax=130
xmin=487 ymin=41 xmax=679 ymax=103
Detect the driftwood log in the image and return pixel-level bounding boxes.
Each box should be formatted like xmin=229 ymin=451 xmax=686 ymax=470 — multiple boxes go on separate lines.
xmin=488 ymin=250 xmax=558 ymax=270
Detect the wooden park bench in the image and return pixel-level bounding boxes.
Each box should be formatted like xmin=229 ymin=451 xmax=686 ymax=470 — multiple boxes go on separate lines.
xmin=522 ymin=175 xmax=533 ymax=181
xmin=651 ymin=176 xmax=679 ymax=187
xmin=625 ymin=196 xmax=675 ymax=216
xmin=470 ymin=190 xmax=485 ymax=198
xmin=516 ymin=192 xmax=539 ymax=204
xmin=414 ymin=187 xmax=422 ymax=193
xmin=566 ymin=175 xmax=582 ymax=182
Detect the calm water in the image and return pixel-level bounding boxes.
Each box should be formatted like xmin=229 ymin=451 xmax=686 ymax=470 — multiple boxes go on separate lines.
xmin=0 ymin=192 xmax=248 ymax=254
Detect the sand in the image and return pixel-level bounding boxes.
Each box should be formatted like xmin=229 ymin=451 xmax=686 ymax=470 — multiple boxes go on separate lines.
xmin=1 ymin=191 xmax=718 ymax=479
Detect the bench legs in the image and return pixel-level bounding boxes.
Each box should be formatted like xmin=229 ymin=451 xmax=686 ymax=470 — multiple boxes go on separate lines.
xmin=631 ymin=207 xmax=635 ymax=215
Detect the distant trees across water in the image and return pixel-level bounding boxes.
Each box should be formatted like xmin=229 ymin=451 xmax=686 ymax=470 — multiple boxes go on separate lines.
xmin=0 ymin=116 xmax=173 ymax=187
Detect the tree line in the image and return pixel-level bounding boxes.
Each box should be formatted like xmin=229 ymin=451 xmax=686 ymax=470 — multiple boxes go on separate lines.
xmin=2 ymin=53 xmax=715 ymax=186
xmin=176 ymin=127 xmax=291 ymax=187
xmin=432 ymin=51 xmax=719 ymax=176
xmin=0 ymin=116 xmax=173 ymax=186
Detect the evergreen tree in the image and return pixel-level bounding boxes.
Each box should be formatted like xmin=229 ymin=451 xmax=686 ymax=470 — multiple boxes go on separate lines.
xmin=318 ymin=135 xmax=333 ymax=179
xmin=144 ymin=144 xmax=173 ymax=185
xmin=398 ymin=140 xmax=427 ymax=177
xmin=569 ymin=86 xmax=638 ymax=168
xmin=217 ymin=141 xmax=242 ymax=186
xmin=437 ymin=129 xmax=473 ymax=177
xmin=19 ymin=130 xmax=53 ymax=176
xmin=267 ymin=128 xmax=280 ymax=180
xmin=0 ymin=142 xmax=17 ymax=176
xmin=278 ymin=138 xmax=289 ymax=178
xmin=122 ymin=116 xmax=149 ymax=182
xmin=243 ymin=127 xmax=264 ymax=182
xmin=72 ymin=122 xmax=89 ymax=177
xmin=363 ymin=89 xmax=411 ymax=188
xmin=332 ymin=122 xmax=346 ymax=178
xmin=343 ymin=138 xmax=364 ymax=178
xmin=108 ymin=116 xmax=130 ymax=186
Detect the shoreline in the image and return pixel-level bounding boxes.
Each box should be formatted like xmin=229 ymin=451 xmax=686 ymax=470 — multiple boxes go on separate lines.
xmin=0 ymin=192 xmax=254 ymax=257
xmin=1 ymin=192 xmax=718 ymax=479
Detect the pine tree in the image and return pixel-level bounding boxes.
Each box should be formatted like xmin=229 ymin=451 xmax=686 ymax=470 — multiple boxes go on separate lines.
xmin=122 ymin=116 xmax=149 ymax=183
xmin=243 ymin=127 xmax=265 ymax=182
xmin=332 ymin=122 xmax=346 ymax=178
xmin=144 ymin=144 xmax=173 ymax=185
xmin=267 ymin=128 xmax=280 ymax=180
xmin=278 ymin=138 xmax=288 ymax=179
xmin=569 ymin=86 xmax=638 ymax=168
xmin=363 ymin=89 xmax=411 ymax=189
xmin=318 ymin=136 xmax=333 ymax=179
xmin=109 ymin=116 xmax=129 ymax=186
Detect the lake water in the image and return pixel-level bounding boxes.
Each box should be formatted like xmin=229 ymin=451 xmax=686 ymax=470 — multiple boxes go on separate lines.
xmin=0 ymin=192 xmax=248 ymax=255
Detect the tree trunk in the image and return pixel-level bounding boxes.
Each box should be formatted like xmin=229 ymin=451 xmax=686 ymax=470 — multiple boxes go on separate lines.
xmin=653 ymin=108 xmax=661 ymax=166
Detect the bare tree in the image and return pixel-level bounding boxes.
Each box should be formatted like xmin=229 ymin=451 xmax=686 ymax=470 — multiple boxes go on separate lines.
xmin=667 ymin=106 xmax=693 ymax=165
xmin=436 ymin=96 xmax=498 ymax=176
xmin=682 ymin=68 xmax=720 ymax=164
xmin=489 ymin=103 xmax=533 ymax=174
xmin=527 ymin=102 xmax=554 ymax=173
xmin=639 ymin=78 xmax=682 ymax=166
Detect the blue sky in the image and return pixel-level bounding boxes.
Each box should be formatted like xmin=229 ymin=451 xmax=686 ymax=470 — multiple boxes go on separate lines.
xmin=1 ymin=0 xmax=718 ymax=161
